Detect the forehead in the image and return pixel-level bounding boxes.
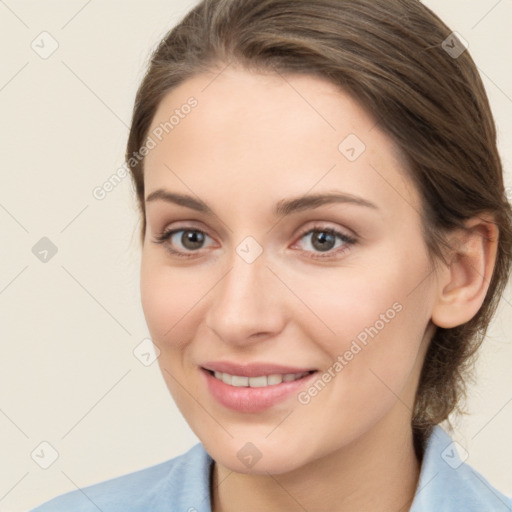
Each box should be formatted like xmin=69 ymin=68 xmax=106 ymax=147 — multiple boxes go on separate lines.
xmin=143 ymin=66 xmax=420 ymax=219
xmin=147 ymin=67 xmax=378 ymax=156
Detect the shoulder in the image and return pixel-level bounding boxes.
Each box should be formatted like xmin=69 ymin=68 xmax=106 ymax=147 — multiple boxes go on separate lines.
xmin=30 ymin=443 xmax=213 ymax=512
xmin=411 ymin=426 xmax=512 ymax=512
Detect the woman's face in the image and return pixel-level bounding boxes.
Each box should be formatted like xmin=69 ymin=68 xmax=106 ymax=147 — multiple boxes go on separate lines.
xmin=140 ymin=67 xmax=438 ymax=474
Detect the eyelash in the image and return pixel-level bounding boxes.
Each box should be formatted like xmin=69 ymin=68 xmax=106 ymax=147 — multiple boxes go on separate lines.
xmin=152 ymin=224 xmax=357 ymax=260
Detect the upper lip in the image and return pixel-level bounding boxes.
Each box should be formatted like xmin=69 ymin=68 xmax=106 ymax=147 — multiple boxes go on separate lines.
xmin=201 ymin=361 xmax=317 ymax=377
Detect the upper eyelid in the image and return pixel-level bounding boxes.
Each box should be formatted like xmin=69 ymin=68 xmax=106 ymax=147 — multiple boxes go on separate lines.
xmin=160 ymin=221 xmax=353 ymax=238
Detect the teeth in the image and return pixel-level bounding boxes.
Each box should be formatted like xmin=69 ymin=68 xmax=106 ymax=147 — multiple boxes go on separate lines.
xmin=232 ymin=375 xmax=249 ymax=386
xmin=267 ymin=374 xmax=283 ymax=385
xmin=249 ymin=375 xmax=267 ymax=387
xmin=211 ymin=370 xmax=310 ymax=387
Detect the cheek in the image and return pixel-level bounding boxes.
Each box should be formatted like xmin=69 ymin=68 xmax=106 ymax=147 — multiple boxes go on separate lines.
xmin=290 ymin=268 xmax=409 ymax=353
xmin=140 ymin=253 xmax=203 ymax=346
xmin=307 ymin=240 xmax=433 ymax=351
xmin=140 ymin=256 xmax=206 ymax=410
xmin=292 ymin=249 xmax=433 ymax=395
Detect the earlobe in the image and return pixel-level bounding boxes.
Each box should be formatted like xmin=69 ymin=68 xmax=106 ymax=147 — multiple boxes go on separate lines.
xmin=431 ymin=215 xmax=498 ymax=329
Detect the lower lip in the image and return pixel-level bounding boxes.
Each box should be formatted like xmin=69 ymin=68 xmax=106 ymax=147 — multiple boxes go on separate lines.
xmin=201 ymin=368 xmax=317 ymax=413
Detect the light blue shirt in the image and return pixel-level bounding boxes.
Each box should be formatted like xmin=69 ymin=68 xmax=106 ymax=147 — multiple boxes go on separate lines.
xmin=31 ymin=426 xmax=511 ymax=511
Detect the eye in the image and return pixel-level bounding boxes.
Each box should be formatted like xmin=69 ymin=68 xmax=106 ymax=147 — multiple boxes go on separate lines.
xmin=152 ymin=228 xmax=215 ymax=258
xmin=292 ymin=225 xmax=356 ymax=259
xmin=152 ymin=224 xmax=356 ymax=260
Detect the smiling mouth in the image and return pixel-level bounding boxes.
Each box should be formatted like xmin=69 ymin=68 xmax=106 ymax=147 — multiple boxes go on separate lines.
xmin=204 ymin=369 xmax=317 ymax=388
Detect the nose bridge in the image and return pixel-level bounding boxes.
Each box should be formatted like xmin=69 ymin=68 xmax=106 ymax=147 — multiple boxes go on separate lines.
xmin=205 ymin=248 xmax=284 ymax=345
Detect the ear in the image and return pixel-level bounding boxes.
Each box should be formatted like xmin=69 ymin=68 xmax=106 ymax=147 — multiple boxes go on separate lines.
xmin=431 ymin=214 xmax=499 ymax=328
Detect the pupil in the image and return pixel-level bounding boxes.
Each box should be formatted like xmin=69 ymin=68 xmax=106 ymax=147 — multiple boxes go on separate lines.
xmin=312 ymin=231 xmax=335 ymax=252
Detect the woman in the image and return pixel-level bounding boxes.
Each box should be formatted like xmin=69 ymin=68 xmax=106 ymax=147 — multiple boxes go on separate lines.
xmin=32 ymin=0 xmax=512 ymax=510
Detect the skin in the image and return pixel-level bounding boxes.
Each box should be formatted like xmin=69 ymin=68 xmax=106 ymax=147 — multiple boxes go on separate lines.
xmin=140 ymin=65 xmax=497 ymax=512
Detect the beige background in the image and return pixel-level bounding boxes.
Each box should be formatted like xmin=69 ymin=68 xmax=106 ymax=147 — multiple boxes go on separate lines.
xmin=0 ymin=1 xmax=510 ymax=510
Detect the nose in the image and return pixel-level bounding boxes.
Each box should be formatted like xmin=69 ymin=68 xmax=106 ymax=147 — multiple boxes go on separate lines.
xmin=205 ymin=250 xmax=287 ymax=347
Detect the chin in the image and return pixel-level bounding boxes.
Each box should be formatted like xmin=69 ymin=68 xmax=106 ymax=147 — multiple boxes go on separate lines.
xmin=202 ymin=436 xmax=312 ymax=475
xmin=220 ymin=452 xmax=306 ymax=475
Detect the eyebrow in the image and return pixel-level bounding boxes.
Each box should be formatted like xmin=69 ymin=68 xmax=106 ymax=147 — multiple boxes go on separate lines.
xmin=145 ymin=189 xmax=378 ymax=216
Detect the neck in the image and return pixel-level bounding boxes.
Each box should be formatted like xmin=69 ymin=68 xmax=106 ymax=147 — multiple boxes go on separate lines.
xmin=211 ymin=418 xmax=421 ymax=512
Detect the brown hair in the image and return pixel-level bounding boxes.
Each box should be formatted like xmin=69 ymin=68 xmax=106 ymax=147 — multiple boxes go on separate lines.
xmin=126 ymin=0 xmax=512 ymax=454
